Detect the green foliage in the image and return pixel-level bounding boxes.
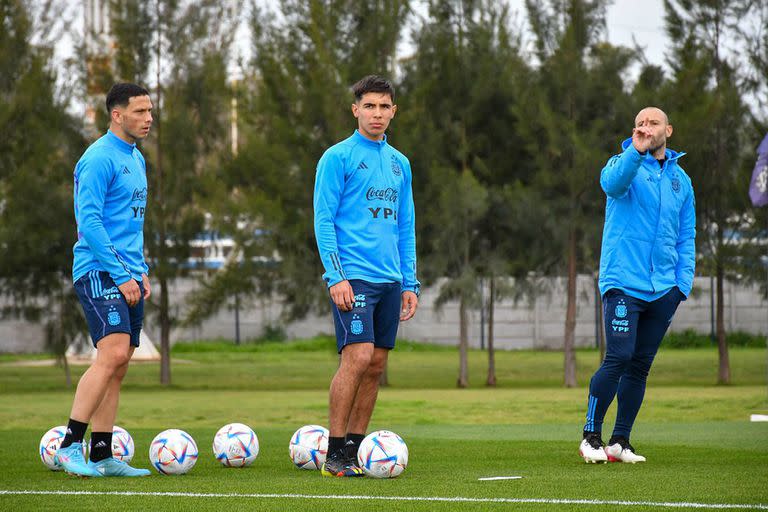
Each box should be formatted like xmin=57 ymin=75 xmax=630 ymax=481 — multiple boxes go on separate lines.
xmin=3 ymin=344 xmax=764 ymax=392
xmin=108 ymin=0 xmax=153 ymax=83
xmin=662 ymin=329 xmax=766 ymax=349
xmin=168 ymin=335 xmax=460 ymax=353
xmin=519 ymin=0 xmax=634 ymax=276
xmin=170 ymin=336 xmax=337 ymax=353
xmin=0 ymin=0 xmax=87 ymax=369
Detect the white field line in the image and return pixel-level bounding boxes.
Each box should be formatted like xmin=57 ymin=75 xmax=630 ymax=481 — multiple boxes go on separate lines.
xmin=0 ymin=490 xmax=766 ymax=510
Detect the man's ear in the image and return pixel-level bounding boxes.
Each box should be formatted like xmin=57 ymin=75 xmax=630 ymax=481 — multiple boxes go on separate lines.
xmin=351 ymin=103 xmax=359 ymax=119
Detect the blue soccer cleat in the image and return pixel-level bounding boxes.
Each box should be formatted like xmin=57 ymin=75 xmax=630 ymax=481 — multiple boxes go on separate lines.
xmin=88 ymin=457 xmax=151 ymax=477
xmin=54 ymin=443 xmax=102 ymax=477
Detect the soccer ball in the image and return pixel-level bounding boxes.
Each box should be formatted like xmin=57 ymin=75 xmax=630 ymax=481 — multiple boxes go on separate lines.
xmin=357 ymin=430 xmax=409 ymax=478
xmin=289 ymin=424 xmax=328 ymax=470
xmin=149 ymin=429 xmax=198 ymax=475
xmin=39 ymin=426 xmax=85 ymax=471
xmin=89 ymin=425 xmax=134 ymax=463
xmin=213 ymin=423 xmax=259 ymax=467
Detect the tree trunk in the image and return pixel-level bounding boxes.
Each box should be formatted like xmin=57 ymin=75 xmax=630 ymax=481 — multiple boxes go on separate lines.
xmin=379 ymin=359 xmax=389 ymax=387
xmin=457 ymin=295 xmax=469 ymax=388
xmin=62 ymin=354 xmax=72 ymax=388
xmin=564 ymin=225 xmax=578 ymax=387
xmin=716 ymin=259 xmax=730 ymax=384
xmin=486 ymin=276 xmax=496 ymax=387
xmin=159 ymin=275 xmax=171 ymax=385
xmin=156 ymin=9 xmax=171 ymax=386
xmin=58 ymin=288 xmax=72 ymax=387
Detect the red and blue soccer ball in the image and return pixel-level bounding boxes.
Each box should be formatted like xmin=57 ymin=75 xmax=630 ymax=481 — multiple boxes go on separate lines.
xmin=289 ymin=424 xmax=328 ymax=470
xmin=149 ymin=428 xmax=198 ymax=475
xmin=212 ymin=422 xmax=259 ymax=467
xmin=357 ymin=430 xmax=409 ymax=478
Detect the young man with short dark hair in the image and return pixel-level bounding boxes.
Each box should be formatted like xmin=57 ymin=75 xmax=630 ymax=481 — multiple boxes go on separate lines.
xmin=54 ymin=83 xmax=153 ymax=477
xmin=314 ymin=75 xmax=420 ymax=477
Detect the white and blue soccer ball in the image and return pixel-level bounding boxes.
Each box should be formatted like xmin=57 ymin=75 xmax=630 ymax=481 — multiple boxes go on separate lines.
xmin=289 ymin=424 xmax=328 ymax=470
xmin=89 ymin=425 xmax=135 ymax=463
xmin=39 ymin=425 xmax=85 ymax=471
xmin=357 ymin=430 xmax=409 ymax=478
xmin=149 ymin=429 xmax=198 ymax=475
xmin=213 ymin=423 xmax=259 ymax=467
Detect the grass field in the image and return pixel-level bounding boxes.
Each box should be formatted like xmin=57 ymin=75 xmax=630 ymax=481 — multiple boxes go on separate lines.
xmin=0 ymin=341 xmax=766 ymax=511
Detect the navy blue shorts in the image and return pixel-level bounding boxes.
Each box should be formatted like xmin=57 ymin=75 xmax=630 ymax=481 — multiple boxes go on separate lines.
xmin=331 ymin=280 xmax=401 ymax=354
xmin=74 ymin=270 xmax=144 ymax=347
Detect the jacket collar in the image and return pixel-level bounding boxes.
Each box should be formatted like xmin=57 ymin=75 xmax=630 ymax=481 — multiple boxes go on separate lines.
xmin=353 ymin=129 xmax=388 ymax=149
xmin=106 ymin=130 xmax=137 ymax=154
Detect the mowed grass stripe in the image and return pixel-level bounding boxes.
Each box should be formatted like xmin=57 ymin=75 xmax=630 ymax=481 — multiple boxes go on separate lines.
xmin=0 ymin=490 xmax=766 ymax=510
xmin=1 ymin=387 xmax=764 ymax=429
xmin=1 ymin=347 xmax=764 ymax=393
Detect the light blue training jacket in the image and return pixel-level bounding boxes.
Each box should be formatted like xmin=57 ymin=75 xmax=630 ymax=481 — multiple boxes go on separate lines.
xmin=314 ymin=130 xmax=420 ymax=295
xmin=598 ymin=138 xmax=696 ymax=301
xmin=72 ymin=130 xmax=149 ymax=285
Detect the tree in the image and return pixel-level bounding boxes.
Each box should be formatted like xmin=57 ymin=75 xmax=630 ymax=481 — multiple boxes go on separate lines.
xmin=431 ymin=170 xmax=489 ymax=387
xmin=518 ymin=0 xmax=634 ymax=387
xmin=398 ymin=0 xmax=534 ymax=387
xmin=147 ymin=0 xmax=237 ymax=384
xmin=0 ymin=0 xmax=87 ymax=384
xmin=102 ymin=0 xmax=236 ymax=384
xmin=665 ymin=0 xmax=754 ymax=384
xmin=663 ymin=0 xmax=761 ymax=384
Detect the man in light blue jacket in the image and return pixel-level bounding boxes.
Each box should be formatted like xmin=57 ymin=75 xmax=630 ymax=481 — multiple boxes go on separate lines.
xmin=314 ymin=76 xmax=420 ymax=477
xmin=54 ymin=83 xmax=153 ymax=477
xmin=579 ymin=107 xmax=696 ymax=464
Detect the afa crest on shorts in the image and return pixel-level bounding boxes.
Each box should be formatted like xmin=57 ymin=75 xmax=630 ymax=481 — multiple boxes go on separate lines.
xmin=350 ymin=317 xmax=364 ymax=336
xmin=615 ymin=302 xmax=627 ymax=319
xmin=108 ymin=310 xmax=121 ymax=326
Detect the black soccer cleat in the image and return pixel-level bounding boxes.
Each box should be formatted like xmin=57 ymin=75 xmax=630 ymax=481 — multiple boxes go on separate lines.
xmin=321 ymin=451 xmax=365 ymax=477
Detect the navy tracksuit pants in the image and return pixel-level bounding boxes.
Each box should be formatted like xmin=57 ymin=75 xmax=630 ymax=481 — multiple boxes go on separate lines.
xmin=584 ymin=287 xmax=684 ymax=440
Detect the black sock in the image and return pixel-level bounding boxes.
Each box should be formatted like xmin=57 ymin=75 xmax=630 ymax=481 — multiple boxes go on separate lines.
xmin=345 ymin=432 xmax=366 ymax=458
xmin=608 ymin=435 xmax=627 ymax=446
xmin=89 ymin=431 xmax=113 ymax=462
xmin=328 ymin=436 xmax=345 ymax=458
xmin=60 ymin=419 xmax=88 ymax=449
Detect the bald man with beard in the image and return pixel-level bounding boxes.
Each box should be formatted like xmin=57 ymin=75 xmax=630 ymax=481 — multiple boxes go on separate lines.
xmin=578 ymin=107 xmax=696 ymax=464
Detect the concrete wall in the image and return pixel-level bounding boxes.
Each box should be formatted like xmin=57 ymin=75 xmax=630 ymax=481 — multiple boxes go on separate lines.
xmin=2 ymin=275 xmax=766 ymax=353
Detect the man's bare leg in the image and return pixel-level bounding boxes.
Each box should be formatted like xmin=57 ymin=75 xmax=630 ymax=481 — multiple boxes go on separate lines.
xmin=346 ymin=347 xmax=389 ymax=435
xmin=329 ymin=343 xmax=374 ymax=436
xmin=89 ymin=345 xmax=134 ymax=432
xmin=324 ymin=342 xmax=373 ymax=477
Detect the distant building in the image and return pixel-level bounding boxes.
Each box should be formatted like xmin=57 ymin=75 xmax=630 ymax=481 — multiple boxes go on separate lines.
xmin=84 ymin=0 xmax=114 ymax=133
